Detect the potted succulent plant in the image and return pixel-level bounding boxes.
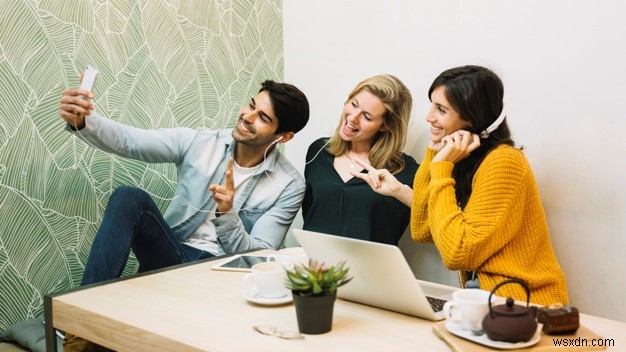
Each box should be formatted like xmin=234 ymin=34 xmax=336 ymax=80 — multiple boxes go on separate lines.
xmin=285 ymin=259 xmax=352 ymax=334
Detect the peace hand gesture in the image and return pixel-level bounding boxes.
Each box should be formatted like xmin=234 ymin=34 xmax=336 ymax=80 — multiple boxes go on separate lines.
xmin=349 ymin=157 xmax=396 ymax=195
xmin=209 ymin=158 xmax=235 ymax=214
xmin=350 ymin=157 xmax=413 ymax=206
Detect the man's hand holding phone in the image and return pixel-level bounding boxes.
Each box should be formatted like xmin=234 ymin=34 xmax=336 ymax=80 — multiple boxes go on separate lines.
xmin=60 ymin=66 xmax=98 ymax=130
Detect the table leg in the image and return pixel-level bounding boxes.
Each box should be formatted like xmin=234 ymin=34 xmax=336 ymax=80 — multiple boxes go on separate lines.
xmin=44 ymin=295 xmax=58 ymax=352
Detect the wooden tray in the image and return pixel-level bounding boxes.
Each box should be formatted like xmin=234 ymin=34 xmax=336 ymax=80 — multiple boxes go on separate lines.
xmin=432 ymin=321 xmax=607 ymax=351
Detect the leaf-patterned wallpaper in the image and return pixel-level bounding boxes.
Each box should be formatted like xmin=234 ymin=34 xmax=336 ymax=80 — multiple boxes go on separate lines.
xmin=0 ymin=0 xmax=284 ymax=330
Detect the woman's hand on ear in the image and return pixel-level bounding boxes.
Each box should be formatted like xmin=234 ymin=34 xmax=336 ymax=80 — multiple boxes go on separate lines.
xmin=428 ymin=140 xmax=444 ymax=152
xmin=433 ymin=130 xmax=481 ymax=163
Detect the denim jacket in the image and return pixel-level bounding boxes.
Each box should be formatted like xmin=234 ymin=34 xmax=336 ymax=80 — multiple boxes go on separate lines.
xmin=69 ymin=111 xmax=305 ymax=255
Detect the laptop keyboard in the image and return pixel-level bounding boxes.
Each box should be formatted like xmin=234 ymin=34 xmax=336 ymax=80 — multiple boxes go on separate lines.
xmin=426 ymin=296 xmax=447 ymax=312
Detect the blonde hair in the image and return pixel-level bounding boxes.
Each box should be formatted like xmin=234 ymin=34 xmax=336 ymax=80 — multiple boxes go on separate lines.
xmin=327 ymin=74 xmax=412 ymax=174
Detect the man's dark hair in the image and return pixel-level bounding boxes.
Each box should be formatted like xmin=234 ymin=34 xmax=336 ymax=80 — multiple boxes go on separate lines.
xmin=259 ymin=80 xmax=309 ymax=134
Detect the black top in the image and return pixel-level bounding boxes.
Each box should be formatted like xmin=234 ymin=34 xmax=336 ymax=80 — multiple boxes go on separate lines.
xmin=302 ymin=138 xmax=419 ymax=245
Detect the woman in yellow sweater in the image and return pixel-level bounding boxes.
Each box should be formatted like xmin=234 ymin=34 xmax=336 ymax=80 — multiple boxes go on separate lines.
xmin=352 ymin=65 xmax=568 ymax=306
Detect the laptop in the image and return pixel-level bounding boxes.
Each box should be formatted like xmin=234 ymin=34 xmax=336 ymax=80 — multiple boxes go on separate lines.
xmin=292 ymin=229 xmax=456 ymax=321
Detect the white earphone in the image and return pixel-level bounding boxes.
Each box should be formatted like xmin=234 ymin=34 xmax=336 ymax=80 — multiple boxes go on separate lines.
xmin=479 ymin=104 xmax=506 ymax=139
xmin=271 ymin=136 xmax=284 ymax=144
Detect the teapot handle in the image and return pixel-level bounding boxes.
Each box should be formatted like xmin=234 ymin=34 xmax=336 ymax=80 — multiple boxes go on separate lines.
xmin=487 ymin=278 xmax=531 ymax=318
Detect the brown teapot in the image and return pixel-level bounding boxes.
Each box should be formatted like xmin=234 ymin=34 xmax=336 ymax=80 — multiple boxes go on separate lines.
xmin=482 ymin=279 xmax=538 ymax=343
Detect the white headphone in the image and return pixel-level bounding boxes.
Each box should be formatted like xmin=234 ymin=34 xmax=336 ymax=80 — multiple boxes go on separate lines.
xmin=271 ymin=136 xmax=284 ymax=145
xmin=479 ymin=104 xmax=506 ymax=139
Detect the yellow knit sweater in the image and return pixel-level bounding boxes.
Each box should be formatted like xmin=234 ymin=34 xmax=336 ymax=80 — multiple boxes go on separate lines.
xmin=410 ymin=145 xmax=569 ymax=306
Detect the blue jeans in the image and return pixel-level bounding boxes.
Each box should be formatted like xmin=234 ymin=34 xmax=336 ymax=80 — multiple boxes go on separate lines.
xmin=81 ymin=185 xmax=214 ymax=285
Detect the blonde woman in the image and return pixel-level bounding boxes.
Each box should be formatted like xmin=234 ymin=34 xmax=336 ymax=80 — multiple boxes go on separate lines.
xmin=302 ymin=74 xmax=417 ymax=245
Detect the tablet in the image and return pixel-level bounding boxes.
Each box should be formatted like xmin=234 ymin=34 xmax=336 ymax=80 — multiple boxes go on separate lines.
xmin=211 ymin=254 xmax=269 ymax=272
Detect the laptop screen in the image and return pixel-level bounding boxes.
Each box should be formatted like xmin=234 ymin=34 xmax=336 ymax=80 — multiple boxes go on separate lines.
xmin=292 ymin=229 xmax=455 ymax=321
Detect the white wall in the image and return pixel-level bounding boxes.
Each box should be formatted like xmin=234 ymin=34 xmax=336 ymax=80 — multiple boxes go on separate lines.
xmin=283 ymin=0 xmax=626 ymax=322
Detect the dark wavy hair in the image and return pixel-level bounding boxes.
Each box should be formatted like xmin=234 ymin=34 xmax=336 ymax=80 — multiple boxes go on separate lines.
xmin=259 ymin=80 xmax=309 ymax=134
xmin=428 ymin=65 xmax=516 ymax=208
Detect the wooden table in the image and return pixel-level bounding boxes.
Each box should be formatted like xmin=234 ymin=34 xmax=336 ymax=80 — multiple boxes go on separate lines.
xmin=44 ymin=251 xmax=626 ymax=351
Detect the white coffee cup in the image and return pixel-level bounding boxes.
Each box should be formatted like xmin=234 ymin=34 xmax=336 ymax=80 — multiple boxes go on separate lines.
xmin=243 ymin=262 xmax=289 ymax=299
xmin=443 ymin=289 xmax=497 ymax=333
xmin=267 ymin=247 xmax=309 ymax=267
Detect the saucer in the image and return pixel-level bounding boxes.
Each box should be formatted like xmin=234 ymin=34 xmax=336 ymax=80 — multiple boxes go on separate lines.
xmin=445 ymin=321 xmax=542 ymax=349
xmin=243 ymin=290 xmax=293 ymax=306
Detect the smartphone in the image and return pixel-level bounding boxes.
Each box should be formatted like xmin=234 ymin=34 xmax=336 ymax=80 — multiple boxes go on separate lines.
xmin=80 ymin=65 xmax=98 ymax=92
xmin=211 ymin=254 xmax=269 ymax=272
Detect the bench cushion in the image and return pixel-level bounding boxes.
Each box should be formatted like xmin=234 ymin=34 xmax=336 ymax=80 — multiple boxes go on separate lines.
xmin=0 ymin=317 xmax=62 ymax=352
